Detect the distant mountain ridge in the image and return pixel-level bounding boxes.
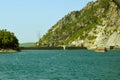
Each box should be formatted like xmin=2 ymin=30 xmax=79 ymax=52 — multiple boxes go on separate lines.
xmin=38 ymin=0 xmax=120 ymax=49
xmin=20 ymin=42 xmax=35 ymax=47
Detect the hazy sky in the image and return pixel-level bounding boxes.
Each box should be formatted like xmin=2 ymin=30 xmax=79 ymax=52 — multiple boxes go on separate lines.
xmin=0 ymin=0 xmax=96 ymax=43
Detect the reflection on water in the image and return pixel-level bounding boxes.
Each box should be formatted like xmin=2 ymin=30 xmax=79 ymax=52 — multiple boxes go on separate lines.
xmin=0 ymin=50 xmax=120 ymax=80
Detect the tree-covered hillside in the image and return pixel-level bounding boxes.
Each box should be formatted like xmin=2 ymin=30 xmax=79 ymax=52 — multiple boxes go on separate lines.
xmin=38 ymin=0 xmax=120 ymax=48
xmin=0 ymin=29 xmax=19 ymax=50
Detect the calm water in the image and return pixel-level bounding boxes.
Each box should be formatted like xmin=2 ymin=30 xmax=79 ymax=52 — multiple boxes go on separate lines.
xmin=0 ymin=50 xmax=120 ymax=80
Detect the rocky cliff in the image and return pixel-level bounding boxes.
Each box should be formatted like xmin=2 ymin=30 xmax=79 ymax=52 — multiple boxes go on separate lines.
xmin=38 ymin=0 xmax=120 ymax=49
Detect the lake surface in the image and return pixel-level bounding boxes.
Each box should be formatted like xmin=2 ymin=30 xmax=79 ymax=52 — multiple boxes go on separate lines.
xmin=0 ymin=50 xmax=120 ymax=80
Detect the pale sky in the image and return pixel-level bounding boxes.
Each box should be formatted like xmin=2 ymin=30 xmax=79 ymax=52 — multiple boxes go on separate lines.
xmin=0 ymin=0 xmax=96 ymax=43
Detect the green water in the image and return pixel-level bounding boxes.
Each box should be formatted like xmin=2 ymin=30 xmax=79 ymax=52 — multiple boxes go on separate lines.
xmin=0 ymin=50 xmax=120 ymax=80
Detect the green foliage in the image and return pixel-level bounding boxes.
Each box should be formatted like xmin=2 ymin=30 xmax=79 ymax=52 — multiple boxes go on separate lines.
xmin=113 ymin=0 xmax=120 ymax=7
xmin=87 ymin=35 xmax=96 ymax=40
xmin=0 ymin=29 xmax=19 ymax=49
xmin=65 ymin=23 xmax=97 ymax=43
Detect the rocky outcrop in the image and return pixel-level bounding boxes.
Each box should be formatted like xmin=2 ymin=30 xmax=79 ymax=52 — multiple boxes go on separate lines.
xmin=106 ymin=32 xmax=120 ymax=48
xmin=38 ymin=0 xmax=120 ymax=49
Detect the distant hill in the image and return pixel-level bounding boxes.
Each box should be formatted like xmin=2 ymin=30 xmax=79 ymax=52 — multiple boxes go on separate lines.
xmin=19 ymin=42 xmax=35 ymax=47
xmin=38 ymin=0 xmax=120 ymax=49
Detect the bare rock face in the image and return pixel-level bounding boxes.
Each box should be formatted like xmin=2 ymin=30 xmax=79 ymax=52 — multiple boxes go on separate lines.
xmin=106 ymin=32 xmax=120 ymax=48
xmin=92 ymin=0 xmax=120 ymax=48
xmin=94 ymin=2 xmax=120 ymax=48
xmin=72 ymin=0 xmax=120 ymax=48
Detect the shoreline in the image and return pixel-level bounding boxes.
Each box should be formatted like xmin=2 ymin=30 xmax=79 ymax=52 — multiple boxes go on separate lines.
xmin=0 ymin=49 xmax=19 ymax=53
xmin=20 ymin=47 xmax=87 ymax=50
xmin=0 ymin=47 xmax=119 ymax=52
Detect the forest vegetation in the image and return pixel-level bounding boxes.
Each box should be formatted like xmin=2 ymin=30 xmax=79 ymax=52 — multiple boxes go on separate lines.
xmin=0 ymin=29 xmax=19 ymax=51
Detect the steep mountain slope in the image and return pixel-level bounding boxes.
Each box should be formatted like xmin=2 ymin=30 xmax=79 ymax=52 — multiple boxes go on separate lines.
xmin=38 ymin=0 xmax=120 ymax=49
